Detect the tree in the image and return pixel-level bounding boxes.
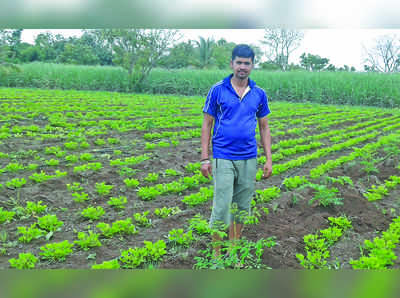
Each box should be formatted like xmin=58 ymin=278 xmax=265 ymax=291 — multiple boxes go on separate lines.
xmin=326 ymin=64 xmax=336 ymax=72
xmin=193 ymin=36 xmax=215 ymax=69
xmin=100 ymin=29 xmax=180 ymax=90
xmin=157 ymin=40 xmax=195 ymax=69
xmin=0 ymin=29 xmax=21 ymax=74
xmin=34 ymin=32 xmax=66 ymax=62
xmin=337 ymin=65 xmax=356 ymax=72
xmin=81 ymin=30 xmax=113 ymax=66
xmin=261 ymin=29 xmax=303 ymax=71
xmin=57 ymin=36 xmax=100 ymax=65
xmin=300 ymin=53 xmax=329 ymax=71
xmin=213 ymin=39 xmax=236 ymax=69
xmin=259 ymin=60 xmax=281 ymax=71
xmin=363 ymin=35 xmax=400 ymax=72
xmin=19 ymin=44 xmax=40 ymax=62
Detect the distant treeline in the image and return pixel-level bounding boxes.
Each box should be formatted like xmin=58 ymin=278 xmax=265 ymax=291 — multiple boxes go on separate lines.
xmin=1 ymin=62 xmax=399 ymax=108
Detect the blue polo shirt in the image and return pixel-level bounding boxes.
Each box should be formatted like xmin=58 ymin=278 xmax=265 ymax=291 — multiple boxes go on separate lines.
xmin=203 ymin=74 xmax=270 ymax=160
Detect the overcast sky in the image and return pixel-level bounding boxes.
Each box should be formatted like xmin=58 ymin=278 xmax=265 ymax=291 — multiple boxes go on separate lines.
xmin=21 ymin=29 xmax=400 ymax=71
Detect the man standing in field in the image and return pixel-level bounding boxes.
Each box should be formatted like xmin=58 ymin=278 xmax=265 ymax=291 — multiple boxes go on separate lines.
xmin=200 ymin=44 xmax=272 ymax=258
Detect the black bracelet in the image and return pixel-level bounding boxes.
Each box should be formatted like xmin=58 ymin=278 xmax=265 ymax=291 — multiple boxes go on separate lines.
xmin=200 ymin=158 xmax=210 ymax=162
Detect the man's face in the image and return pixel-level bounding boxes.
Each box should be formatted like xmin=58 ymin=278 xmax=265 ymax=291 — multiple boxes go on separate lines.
xmin=230 ymin=56 xmax=253 ymax=80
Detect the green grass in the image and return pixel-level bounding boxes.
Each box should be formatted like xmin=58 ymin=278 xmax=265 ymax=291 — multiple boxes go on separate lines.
xmin=1 ymin=62 xmax=400 ymax=108
xmin=0 ymin=62 xmax=130 ymax=92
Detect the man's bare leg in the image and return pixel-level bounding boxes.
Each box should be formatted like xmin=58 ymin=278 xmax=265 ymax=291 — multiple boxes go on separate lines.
xmin=229 ymin=222 xmax=244 ymax=268
xmin=212 ymin=232 xmax=222 ymax=258
xmin=226 ymin=222 xmax=243 ymax=256
xmin=229 ymin=222 xmax=243 ymax=240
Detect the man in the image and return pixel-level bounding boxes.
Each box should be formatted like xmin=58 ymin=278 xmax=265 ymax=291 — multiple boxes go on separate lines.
xmin=200 ymin=44 xmax=272 ymax=257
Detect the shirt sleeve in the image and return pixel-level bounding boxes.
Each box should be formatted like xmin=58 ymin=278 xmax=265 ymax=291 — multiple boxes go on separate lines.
xmin=256 ymin=90 xmax=270 ymax=118
xmin=203 ymin=85 xmax=218 ymax=118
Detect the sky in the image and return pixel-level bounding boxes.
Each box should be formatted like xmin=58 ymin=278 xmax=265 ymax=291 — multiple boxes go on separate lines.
xmin=20 ymin=29 xmax=400 ymax=71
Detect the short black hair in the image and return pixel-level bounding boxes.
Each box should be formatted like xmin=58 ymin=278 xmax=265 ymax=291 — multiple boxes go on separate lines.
xmin=231 ymin=44 xmax=255 ymax=63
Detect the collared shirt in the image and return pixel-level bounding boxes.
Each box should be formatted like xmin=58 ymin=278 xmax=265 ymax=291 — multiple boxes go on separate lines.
xmin=203 ymin=73 xmax=271 ymax=160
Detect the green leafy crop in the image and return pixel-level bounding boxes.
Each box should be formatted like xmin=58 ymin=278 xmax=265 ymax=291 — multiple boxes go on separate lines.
xmin=95 ymin=182 xmax=114 ymax=195
xmin=283 ymin=176 xmax=309 ymax=190
xmin=182 ymin=187 xmax=213 ymax=207
xmin=9 ymin=253 xmax=39 ymax=269
xmin=40 ymin=240 xmax=74 ymax=262
xmin=303 ymin=183 xmax=343 ymax=207
xmin=137 ymin=186 xmax=162 ymax=201
xmin=188 ymin=214 xmax=211 ymax=235
xmin=119 ymin=240 xmax=167 ymax=268
xmin=80 ymin=153 xmax=95 ymax=161
xmin=74 ymin=231 xmax=102 ymax=251
xmin=144 ymin=172 xmax=159 ymax=182
xmin=255 ymin=186 xmax=281 ymax=203
xmin=29 ymin=171 xmax=54 ymax=183
xmin=154 ymin=206 xmax=181 ymax=218
xmin=5 ymin=177 xmax=26 ymax=189
xmin=45 ymin=159 xmax=60 ymax=166
xmin=0 ymin=207 xmax=15 ymax=224
xmin=133 ymin=211 xmax=151 ymax=227
xmin=64 ymin=141 xmax=79 ymax=150
xmin=72 ymin=192 xmax=89 ymax=203
xmin=37 ymin=214 xmax=63 ymax=232
xmin=81 ymin=206 xmax=105 ymax=221
xmin=168 ymin=229 xmax=193 ymax=247
xmin=123 ymin=178 xmax=140 ymax=188
xmin=96 ymin=218 xmax=137 ymax=238
xmin=107 ymin=196 xmax=128 ymax=210
xmin=67 ymin=182 xmax=84 ymax=192
xmin=194 ymin=237 xmax=276 ymax=269
xmin=17 ymin=224 xmax=45 ymax=243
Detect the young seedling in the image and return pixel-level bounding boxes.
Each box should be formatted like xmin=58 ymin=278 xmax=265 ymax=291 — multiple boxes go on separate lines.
xmin=67 ymin=182 xmax=84 ymax=192
xmin=94 ymin=138 xmax=106 ymax=146
xmin=40 ymin=240 xmax=74 ymax=262
xmin=64 ymin=141 xmax=79 ymax=150
xmin=96 ymin=182 xmax=114 ymax=195
xmin=45 ymin=159 xmax=60 ymax=166
xmin=133 ymin=211 xmax=152 ymax=227
xmin=17 ymin=224 xmax=45 ymax=243
xmin=65 ymin=154 xmax=79 ymax=164
xmin=188 ymin=214 xmax=211 ymax=235
xmin=96 ymin=218 xmax=137 ymax=238
xmin=0 ymin=207 xmax=15 ymax=224
xmin=9 ymin=253 xmax=39 ymax=269
xmin=24 ymin=201 xmax=47 ymax=216
xmin=72 ymin=192 xmax=89 ymax=203
xmin=5 ymin=178 xmax=27 ymax=189
xmin=80 ymin=153 xmax=95 ymax=161
xmin=167 ymin=229 xmax=193 ymax=248
xmin=107 ymin=196 xmax=128 ymax=210
xmin=74 ymin=231 xmax=102 ymax=251
xmin=144 ymin=173 xmax=159 ymax=183
xmin=123 ymin=178 xmax=140 ymax=188
xmin=81 ymin=206 xmax=105 ymax=221
xmin=154 ymin=206 xmax=181 ymax=218
xmin=37 ymin=214 xmax=63 ymax=232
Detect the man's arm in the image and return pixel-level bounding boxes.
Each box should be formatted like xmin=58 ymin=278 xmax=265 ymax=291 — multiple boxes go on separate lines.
xmin=258 ymin=116 xmax=272 ymax=179
xmin=200 ymin=113 xmax=214 ymax=178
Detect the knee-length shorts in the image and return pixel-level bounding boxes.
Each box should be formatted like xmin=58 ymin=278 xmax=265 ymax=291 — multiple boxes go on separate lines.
xmin=209 ymin=158 xmax=257 ymax=229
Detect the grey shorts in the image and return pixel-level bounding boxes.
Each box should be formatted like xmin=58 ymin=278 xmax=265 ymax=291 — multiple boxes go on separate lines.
xmin=209 ymin=158 xmax=257 ymax=229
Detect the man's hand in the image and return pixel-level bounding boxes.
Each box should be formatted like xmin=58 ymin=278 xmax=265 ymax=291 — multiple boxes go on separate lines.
xmin=201 ymin=162 xmax=212 ymax=178
xmin=262 ymin=160 xmax=272 ymax=179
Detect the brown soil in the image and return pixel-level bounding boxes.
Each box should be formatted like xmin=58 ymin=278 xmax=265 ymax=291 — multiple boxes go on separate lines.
xmin=1 ymin=110 xmax=400 ymax=270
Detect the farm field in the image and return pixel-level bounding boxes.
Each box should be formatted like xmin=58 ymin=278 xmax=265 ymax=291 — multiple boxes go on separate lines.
xmin=1 ymin=87 xmax=400 ymax=269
